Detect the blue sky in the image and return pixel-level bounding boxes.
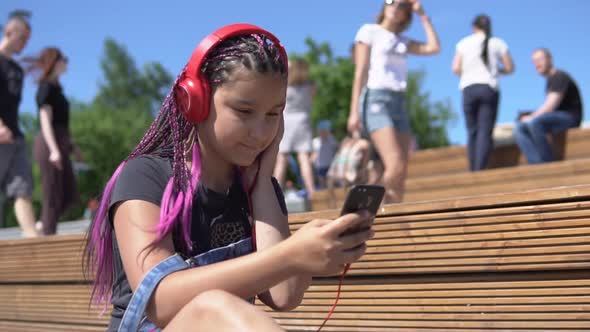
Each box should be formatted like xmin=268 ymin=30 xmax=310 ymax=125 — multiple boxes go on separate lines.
xmin=3 ymin=0 xmax=589 ymax=145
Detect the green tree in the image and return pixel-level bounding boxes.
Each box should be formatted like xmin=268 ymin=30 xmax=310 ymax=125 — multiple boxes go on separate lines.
xmin=94 ymin=38 xmax=173 ymax=114
xmin=66 ymin=103 xmax=153 ymax=220
xmin=405 ymin=71 xmax=455 ymax=148
xmin=295 ymin=37 xmax=455 ymax=148
xmin=66 ymin=38 xmax=171 ymax=219
xmin=296 ymin=38 xmax=355 ymax=139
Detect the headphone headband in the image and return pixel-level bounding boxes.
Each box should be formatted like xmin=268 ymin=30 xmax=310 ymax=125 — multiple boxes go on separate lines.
xmin=185 ymin=24 xmax=287 ymax=78
xmin=175 ymin=23 xmax=288 ymax=124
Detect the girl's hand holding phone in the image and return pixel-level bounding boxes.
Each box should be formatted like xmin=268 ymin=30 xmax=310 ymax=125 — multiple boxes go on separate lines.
xmin=282 ymin=210 xmax=375 ymax=277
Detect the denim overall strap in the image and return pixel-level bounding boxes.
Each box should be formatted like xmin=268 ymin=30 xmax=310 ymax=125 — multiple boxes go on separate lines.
xmin=187 ymin=237 xmax=253 ymax=267
xmin=117 ymin=237 xmax=254 ymax=332
xmin=117 ymin=254 xmax=189 ymax=332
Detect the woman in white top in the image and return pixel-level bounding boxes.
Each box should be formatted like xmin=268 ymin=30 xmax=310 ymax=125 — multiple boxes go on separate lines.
xmin=452 ymin=15 xmax=514 ymax=171
xmin=348 ymin=0 xmax=440 ymax=203
xmin=273 ymin=58 xmax=317 ymax=196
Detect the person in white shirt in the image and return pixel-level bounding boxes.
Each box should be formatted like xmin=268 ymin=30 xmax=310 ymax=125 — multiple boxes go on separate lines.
xmin=273 ymin=58 xmax=317 ymax=196
xmin=311 ymin=120 xmax=339 ymax=189
xmin=348 ymin=0 xmax=440 ymax=203
xmin=452 ymin=14 xmax=514 ymax=171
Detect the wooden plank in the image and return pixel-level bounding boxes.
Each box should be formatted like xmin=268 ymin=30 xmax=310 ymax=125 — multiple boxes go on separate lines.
xmin=311 ymin=160 xmax=590 ymax=210
xmin=405 ymin=128 xmax=590 ymax=178
xmin=407 ymin=158 xmax=590 ymax=190
xmin=294 ymin=184 xmax=590 ymax=223
xmin=1 ymin=271 xmax=589 ymax=330
xmin=295 ymin=199 xmax=590 ymax=227
xmin=270 ymin=311 xmax=590 ymax=321
xmin=282 ymin=326 xmax=589 ymax=332
xmin=274 ymin=318 xmax=590 ymax=329
xmin=3 ymin=200 xmax=590 ymax=281
xmin=2 ymin=233 xmax=589 ymax=280
xmin=0 ymin=321 xmax=104 ymax=332
xmin=4 ymin=273 xmax=590 ymax=296
xmin=406 ymin=175 xmax=590 ymax=203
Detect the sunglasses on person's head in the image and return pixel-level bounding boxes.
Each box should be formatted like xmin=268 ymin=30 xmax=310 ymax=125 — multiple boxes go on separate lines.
xmin=385 ymin=0 xmax=411 ymax=9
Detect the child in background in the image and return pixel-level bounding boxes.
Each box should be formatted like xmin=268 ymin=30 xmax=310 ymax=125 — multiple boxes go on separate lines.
xmin=311 ymin=120 xmax=339 ymax=189
xmin=273 ymin=58 xmax=316 ymax=196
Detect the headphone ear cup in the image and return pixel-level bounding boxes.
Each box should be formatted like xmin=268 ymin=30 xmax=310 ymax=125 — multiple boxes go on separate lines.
xmin=193 ymin=78 xmax=211 ymax=123
xmin=175 ymin=77 xmax=210 ymax=124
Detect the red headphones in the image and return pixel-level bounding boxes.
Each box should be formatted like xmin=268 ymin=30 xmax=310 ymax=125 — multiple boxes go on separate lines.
xmin=174 ymin=23 xmax=288 ymax=124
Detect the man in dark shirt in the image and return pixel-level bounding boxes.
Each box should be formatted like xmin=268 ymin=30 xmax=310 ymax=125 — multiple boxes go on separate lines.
xmin=513 ymin=48 xmax=583 ymax=164
xmin=0 ymin=16 xmax=38 ymax=236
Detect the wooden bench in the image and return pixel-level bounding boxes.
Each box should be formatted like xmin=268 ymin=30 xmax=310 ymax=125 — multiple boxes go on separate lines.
xmin=311 ymin=157 xmax=590 ymax=211
xmin=2 ymin=185 xmax=590 ymax=331
xmin=407 ymin=127 xmax=590 ymax=178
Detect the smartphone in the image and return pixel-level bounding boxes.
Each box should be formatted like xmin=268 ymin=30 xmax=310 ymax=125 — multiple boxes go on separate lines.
xmin=340 ymin=185 xmax=385 ymax=234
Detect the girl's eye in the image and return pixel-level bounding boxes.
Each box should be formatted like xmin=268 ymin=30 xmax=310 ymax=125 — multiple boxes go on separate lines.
xmin=236 ymin=109 xmax=252 ymax=115
xmin=267 ymin=112 xmax=279 ymax=117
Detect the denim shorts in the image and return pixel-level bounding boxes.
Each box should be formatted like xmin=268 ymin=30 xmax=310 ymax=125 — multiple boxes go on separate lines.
xmin=280 ymin=112 xmax=313 ymax=153
xmin=118 ymin=238 xmax=254 ymax=332
xmin=360 ymin=88 xmax=411 ymax=134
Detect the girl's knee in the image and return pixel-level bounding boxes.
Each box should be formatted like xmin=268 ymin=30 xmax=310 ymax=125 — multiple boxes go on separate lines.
xmin=164 ymin=290 xmax=256 ymax=331
xmin=197 ymin=289 xmax=238 ymax=306
xmin=187 ymin=290 xmax=239 ymax=317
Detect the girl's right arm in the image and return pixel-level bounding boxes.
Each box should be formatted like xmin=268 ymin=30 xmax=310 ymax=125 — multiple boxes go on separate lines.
xmin=113 ymin=200 xmax=373 ymax=328
xmin=348 ymin=42 xmax=370 ymax=134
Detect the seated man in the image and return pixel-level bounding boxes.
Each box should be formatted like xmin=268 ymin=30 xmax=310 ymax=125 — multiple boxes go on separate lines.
xmin=513 ymin=48 xmax=583 ymax=164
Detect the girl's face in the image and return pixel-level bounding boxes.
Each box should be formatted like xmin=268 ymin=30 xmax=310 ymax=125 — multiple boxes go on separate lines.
xmin=199 ymin=69 xmax=287 ymax=167
xmin=54 ymin=56 xmax=68 ymax=77
xmin=383 ymin=0 xmax=411 ymax=26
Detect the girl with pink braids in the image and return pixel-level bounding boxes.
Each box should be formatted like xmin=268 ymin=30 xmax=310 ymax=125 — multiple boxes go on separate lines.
xmin=83 ymin=25 xmax=374 ymax=332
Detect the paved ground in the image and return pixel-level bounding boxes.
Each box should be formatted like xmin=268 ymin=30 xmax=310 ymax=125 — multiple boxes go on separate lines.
xmin=0 ymin=219 xmax=90 ymax=240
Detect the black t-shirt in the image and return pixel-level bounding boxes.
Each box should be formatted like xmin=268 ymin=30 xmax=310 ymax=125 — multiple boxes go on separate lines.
xmin=106 ymin=155 xmax=287 ymax=331
xmin=36 ymin=81 xmax=70 ymax=129
xmin=0 ymin=54 xmax=24 ymax=138
xmin=546 ymin=70 xmax=583 ymax=125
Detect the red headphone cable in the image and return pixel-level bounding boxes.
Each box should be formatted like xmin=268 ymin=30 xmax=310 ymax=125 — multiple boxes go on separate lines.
xmin=316 ymin=263 xmax=351 ymax=331
xmin=241 ymin=162 xmax=348 ymax=330
xmin=241 ymin=162 xmax=260 ymax=305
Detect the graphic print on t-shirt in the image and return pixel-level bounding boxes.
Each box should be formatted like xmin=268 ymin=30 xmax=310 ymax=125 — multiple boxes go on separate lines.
xmin=210 ymin=220 xmax=247 ymax=248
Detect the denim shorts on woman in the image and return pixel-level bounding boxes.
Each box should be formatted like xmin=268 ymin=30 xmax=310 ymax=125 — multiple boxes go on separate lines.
xmin=360 ymin=88 xmax=411 ymax=134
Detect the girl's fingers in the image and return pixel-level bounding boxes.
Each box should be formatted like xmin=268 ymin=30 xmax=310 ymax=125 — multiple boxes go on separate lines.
xmin=324 ymin=211 xmax=371 ymax=237
xmin=338 ymin=229 xmax=374 ymax=250
xmin=339 ymin=243 xmax=367 ymax=265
